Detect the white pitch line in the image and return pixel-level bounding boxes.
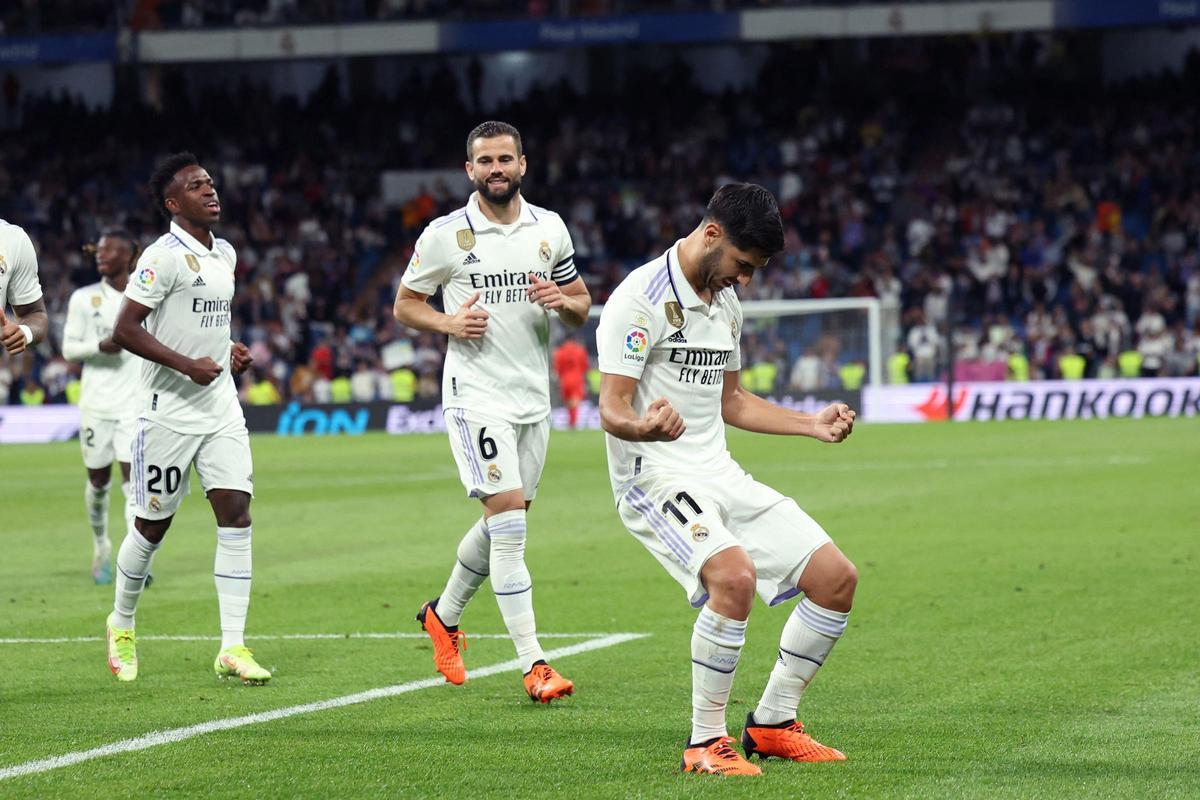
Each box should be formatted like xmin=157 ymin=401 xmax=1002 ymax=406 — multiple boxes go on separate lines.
xmin=0 ymin=632 xmax=649 ymax=782
xmin=0 ymin=632 xmax=620 ymax=645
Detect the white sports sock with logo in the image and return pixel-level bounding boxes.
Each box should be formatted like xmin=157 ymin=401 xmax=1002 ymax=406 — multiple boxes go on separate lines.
xmin=214 ymin=526 xmax=252 ymax=649
xmin=487 ymin=509 xmax=544 ymax=672
xmin=85 ymin=481 xmax=110 ymax=547
xmin=437 ymin=517 xmax=489 ymax=626
xmin=754 ymin=597 xmax=849 ymax=725
xmin=690 ymin=605 xmax=747 ymax=744
xmin=112 ymin=528 xmax=158 ymax=628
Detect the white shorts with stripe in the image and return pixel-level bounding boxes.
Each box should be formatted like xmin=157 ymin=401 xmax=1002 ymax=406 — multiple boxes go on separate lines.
xmin=617 ymin=463 xmax=832 ymax=608
xmin=443 ymin=408 xmax=549 ymax=500
xmin=131 ymin=416 xmax=254 ymax=520
xmin=79 ymin=412 xmax=135 ymax=469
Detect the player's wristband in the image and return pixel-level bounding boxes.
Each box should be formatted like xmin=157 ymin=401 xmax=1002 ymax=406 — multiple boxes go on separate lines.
xmin=18 ymin=324 xmax=33 ymax=345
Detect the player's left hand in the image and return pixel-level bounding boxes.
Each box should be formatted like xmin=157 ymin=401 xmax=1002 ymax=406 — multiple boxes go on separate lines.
xmin=812 ymin=403 xmax=856 ymax=443
xmin=230 ymin=342 xmax=253 ymax=375
xmin=0 ymin=310 xmax=27 ymax=355
xmin=527 ymin=273 xmax=565 ymax=310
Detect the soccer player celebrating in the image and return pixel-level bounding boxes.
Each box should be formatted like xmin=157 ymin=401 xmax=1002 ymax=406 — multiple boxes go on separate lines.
xmin=395 ymin=121 xmax=591 ymax=702
xmin=597 ymin=184 xmax=858 ymax=775
xmin=62 ymin=230 xmax=143 ymax=584
xmin=105 ymin=153 xmax=269 ymax=685
xmin=0 ymin=218 xmax=48 ymax=356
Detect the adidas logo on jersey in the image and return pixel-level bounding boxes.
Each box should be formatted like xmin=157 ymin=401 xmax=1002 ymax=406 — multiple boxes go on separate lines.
xmin=666 ymin=330 xmax=688 ymax=344
xmin=192 ymin=276 xmax=206 ymax=287
xmin=463 ymin=252 xmax=481 ymax=265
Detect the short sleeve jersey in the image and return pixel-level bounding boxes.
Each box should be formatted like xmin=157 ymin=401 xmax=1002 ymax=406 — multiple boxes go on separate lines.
xmin=401 ymin=193 xmax=578 ymax=423
xmin=124 ymin=221 xmax=242 ymax=434
xmin=596 ymin=242 xmax=744 ymax=502
xmin=0 ymin=219 xmax=43 ymax=309
xmin=63 ymin=280 xmax=140 ymax=419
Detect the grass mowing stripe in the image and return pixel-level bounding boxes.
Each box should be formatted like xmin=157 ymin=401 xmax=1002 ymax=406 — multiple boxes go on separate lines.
xmin=0 ymin=631 xmax=638 ymax=644
xmin=0 ymin=632 xmax=649 ymax=782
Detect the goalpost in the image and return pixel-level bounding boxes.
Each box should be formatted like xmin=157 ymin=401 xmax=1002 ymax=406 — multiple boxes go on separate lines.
xmin=580 ymin=296 xmax=885 ymax=390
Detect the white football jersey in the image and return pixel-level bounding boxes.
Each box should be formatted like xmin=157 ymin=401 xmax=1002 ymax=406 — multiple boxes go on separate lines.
xmin=125 ymin=221 xmax=242 ymax=434
xmin=401 ymin=193 xmax=578 ymax=423
xmin=597 ymin=241 xmax=743 ymax=502
xmin=62 ymin=280 xmax=140 ymax=419
xmin=0 ymin=219 xmax=43 ymax=309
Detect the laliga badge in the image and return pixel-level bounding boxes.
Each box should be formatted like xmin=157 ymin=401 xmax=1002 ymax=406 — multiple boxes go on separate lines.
xmin=91 ymin=295 xmax=103 ymax=308
xmin=664 ymin=301 xmax=685 ymax=329
xmin=185 ymin=254 xmax=201 ymax=273
xmin=457 ymin=229 xmax=476 ymax=251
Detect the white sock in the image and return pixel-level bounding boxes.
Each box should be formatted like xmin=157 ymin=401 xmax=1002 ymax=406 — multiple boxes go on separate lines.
xmin=691 ymin=605 xmax=747 ymax=745
xmin=214 ymin=526 xmax=252 ymax=649
xmin=120 ymin=480 xmax=136 ymax=539
xmin=754 ymin=597 xmax=849 ymax=725
xmin=437 ymin=517 xmax=489 ymax=627
xmin=487 ymin=509 xmax=544 ymax=672
xmin=86 ymin=481 xmax=110 ymax=547
xmin=112 ymin=528 xmax=158 ymax=628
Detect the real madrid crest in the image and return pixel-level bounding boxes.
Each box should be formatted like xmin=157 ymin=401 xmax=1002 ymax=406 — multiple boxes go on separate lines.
xmin=664 ymin=301 xmax=685 ymax=329
xmin=185 ymin=254 xmax=201 ymax=273
xmin=91 ymin=294 xmax=103 ymax=308
xmin=690 ymin=523 xmax=710 ymax=542
xmin=538 ymin=240 xmax=552 ymax=264
xmin=487 ymin=463 xmax=502 ymax=483
xmin=731 ymin=320 xmax=738 ymax=341
xmin=0 ymin=253 xmax=7 ymax=275
xmin=457 ymin=229 xmax=476 ymax=251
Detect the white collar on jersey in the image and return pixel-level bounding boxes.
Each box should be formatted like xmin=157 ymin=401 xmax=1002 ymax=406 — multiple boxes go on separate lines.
xmin=463 ymin=192 xmax=539 ymax=233
xmin=667 ymin=240 xmax=706 ymax=310
xmin=169 ymin=220 xmax=216 ymax=255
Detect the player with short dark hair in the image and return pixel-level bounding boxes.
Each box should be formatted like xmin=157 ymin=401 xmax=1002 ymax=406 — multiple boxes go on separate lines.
xmin=104 ymin=152 xmax=268 ymax=685
xmin=598 ymin=182 xmax=859 ymax=775
xmin=62 ymin=229 xmax=143 ymax=584
xmin=395 ymin=121 xmax=591 ymax=702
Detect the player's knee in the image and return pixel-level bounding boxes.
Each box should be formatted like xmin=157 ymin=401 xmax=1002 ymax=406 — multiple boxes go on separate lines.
xmin=814 ymin=557 xmax=857 ymax=612
xmin=833 ymin=558 xmax=858 ymax=607
xmin=220 ymin=509 xmax=252 ymax=529
xmin=709 ymin=564 xmax=756 ymax=605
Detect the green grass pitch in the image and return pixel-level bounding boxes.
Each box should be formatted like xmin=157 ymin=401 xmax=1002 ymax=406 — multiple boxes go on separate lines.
xmin=1 ymin=417 xmax=1197 ymax=798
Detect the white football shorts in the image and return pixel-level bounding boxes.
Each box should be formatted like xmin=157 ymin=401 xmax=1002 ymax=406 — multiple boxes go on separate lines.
xmin=617 ymin=463 xmax=832 ymax=608
xmin=443 ymin=407 xmax=549 ymax=501
xmin=130 ymin=416 xmax=254 ymax=520
xmin=79 ymin=412 xmax=135 ymax=469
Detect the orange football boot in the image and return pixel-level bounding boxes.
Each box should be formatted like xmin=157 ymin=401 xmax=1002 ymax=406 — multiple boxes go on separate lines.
xmin=681 ymin=736 xmax=762 ymax=776
xmin=740 ymin=713 xmax=846 ymax=762
xmin=523 ymin=662 xmax=574 ymax=703
xmin=416 ymin=599 xmax=467 ymax=685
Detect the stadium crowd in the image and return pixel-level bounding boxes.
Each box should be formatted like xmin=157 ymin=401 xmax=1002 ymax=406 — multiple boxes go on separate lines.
xmin=2 ymin=1 xmax=954 ymax=33
xmin=3 ymin=35 xmax=1200 ymax=406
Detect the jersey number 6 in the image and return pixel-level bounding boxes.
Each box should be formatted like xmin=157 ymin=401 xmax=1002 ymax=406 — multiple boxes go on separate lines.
xmin=478 ymin=427 xmax=498 ymax=460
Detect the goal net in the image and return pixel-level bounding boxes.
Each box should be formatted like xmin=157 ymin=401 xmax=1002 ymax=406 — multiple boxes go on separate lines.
xmin=552 ymin=297 xmax=884 ymax=416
